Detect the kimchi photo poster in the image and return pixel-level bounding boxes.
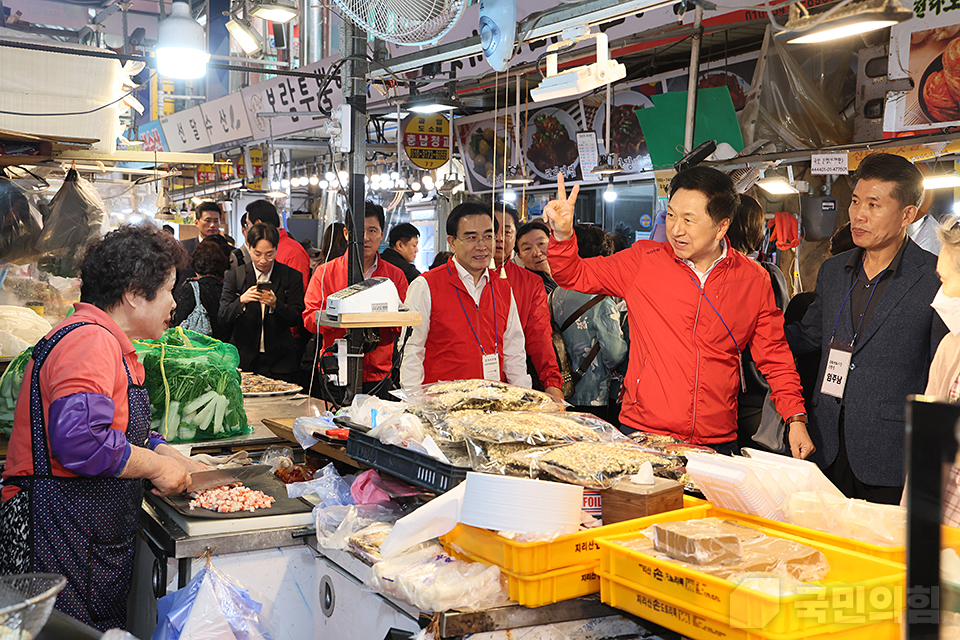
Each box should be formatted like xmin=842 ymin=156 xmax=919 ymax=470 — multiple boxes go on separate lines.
xmin=887 ymin=14 xmax=960 ymax=132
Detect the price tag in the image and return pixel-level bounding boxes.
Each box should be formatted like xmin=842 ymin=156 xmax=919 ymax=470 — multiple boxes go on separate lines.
xmin=811 ymin=153 xmax=849 ymax=175
xmin=482 ymin=353 xmax=501 ymax=381
xmin=821 ymin=340 xmax=853 ymax=398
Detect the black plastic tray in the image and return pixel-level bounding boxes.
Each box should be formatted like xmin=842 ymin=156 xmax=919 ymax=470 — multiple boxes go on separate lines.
xmin=345 ymin=429 xmax=468 ymax=494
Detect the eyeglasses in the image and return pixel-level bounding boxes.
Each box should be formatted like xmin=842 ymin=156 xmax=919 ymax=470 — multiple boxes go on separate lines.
xmin=457 ymin=234 xmax=494 ymax=246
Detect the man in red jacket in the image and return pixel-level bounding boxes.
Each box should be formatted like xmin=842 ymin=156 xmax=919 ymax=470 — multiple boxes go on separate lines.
xmin=493 ymin=204 xmax=564 ymax=402
xmin=545 ymin=169 xmax=815 ymax=457
xmin=304 ymin=202 xmax=408 ymax=397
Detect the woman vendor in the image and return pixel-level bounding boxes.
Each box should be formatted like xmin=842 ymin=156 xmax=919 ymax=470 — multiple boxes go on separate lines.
xmin=0 ymin=224 xmax=207 ymax=631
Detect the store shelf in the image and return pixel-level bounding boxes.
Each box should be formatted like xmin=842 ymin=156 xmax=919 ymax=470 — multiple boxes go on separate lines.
xmin=317 ymin=311 xmax=421 ymax=329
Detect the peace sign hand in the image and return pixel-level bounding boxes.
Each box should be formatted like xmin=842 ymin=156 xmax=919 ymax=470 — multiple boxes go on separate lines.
xmin=543 ymin=174 xmax=580 ymax=242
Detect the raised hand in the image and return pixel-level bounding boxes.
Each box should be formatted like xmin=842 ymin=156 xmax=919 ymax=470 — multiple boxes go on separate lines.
xmin=543 ymin=174 xmax=580 ymax=241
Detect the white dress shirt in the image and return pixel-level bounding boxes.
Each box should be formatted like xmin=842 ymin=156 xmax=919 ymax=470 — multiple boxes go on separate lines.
xmin=256 ymin=264 xmax=274 ymax=352
xmin=681 ymin=237 xmax=729 ymax=286
xmin=400 ymin=256 xmax=531 ymax=389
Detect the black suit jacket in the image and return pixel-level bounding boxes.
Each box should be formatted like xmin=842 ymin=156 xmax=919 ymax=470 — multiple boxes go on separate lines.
xmin=218 ymin=260 xmax=305 ymax=375
xmin=381 ymin=247 xmax=421 ymax=283
xmin=181 ymin=236 xmax=200 ymax=256
xmin=786 ymin=239 xmax=947 ymax=486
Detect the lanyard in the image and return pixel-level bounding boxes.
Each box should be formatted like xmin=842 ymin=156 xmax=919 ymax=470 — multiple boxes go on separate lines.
xmin=830 ymin=263 xmax=887 ymax=347
xmin=448 ymin=263 xmax=499 ymax=356
xmin=684 ymin=271 xmax=741 ymax=356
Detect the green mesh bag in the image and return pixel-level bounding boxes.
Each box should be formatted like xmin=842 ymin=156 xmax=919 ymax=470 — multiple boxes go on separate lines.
xmin=133 ymin=327 xmax=250 ymax=443
xmin=0 ymin=347 xmax=33 ymax=437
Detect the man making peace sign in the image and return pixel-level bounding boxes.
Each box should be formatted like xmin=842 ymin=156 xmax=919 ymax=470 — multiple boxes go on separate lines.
xmin=544 ymin=167 xmax=814 ymax=458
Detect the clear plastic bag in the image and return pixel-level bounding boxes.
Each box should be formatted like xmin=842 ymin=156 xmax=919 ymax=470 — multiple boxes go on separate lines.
xmin=151 ymin=562 xmax=273 ymax=640
xmin=314 ymin=502 xmax=402 ymax=551
xmin=0 ymin=176 xmax=43 ymax=265
xmin=287 ymin=462 xmax=355 ymax=505
xmin=37 ymin=169 xmax=107 ymax=277
xmin=785 ymin=490 xmax=906 ymax=547
xmin=368 ymin=412 xmax=426 ymax=448
xmin=517 ymin=441 xmax=684 ymax=490
xmin=439 ymin=410 xmax=622 ymax=446
xmin=465 ymin=438 xmax=544 ymax=476
xmin=0 ymin=305 xmax=52 ymax=345
xmin=401 ymin=379 xmax=560 ymax=418
xmin=624 ymin=518 xmax=831 ymax=585
xmin=369 ymin=544 xmax=510 ymax=613
xmin=133 ymin=328 xmax=250 ymax=443
xmin=343 ymin=394 xmax=409 ymax=428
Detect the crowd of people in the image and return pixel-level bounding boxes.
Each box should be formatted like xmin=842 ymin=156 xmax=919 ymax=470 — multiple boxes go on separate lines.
xmin=159 ymin=153 xmax=955 ymax=511
xmin=4 ymin=151 xmax=959 ymax=630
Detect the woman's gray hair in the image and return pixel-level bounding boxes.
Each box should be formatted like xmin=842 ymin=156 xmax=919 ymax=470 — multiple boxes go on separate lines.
xmin=937 ymin=214 xmax=960 ymax=274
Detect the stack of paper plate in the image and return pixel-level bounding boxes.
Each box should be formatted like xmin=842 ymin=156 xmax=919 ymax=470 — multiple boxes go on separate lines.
xmin=460 ymin=473 xmax=584 ymax=536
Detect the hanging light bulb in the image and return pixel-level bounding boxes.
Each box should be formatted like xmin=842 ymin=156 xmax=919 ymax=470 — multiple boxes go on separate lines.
xmin=324 ymin=171 xmax=336 ymax=182
xmin=337 ymin=170 xmax=349 ymax=184
xmin=603 ymin=183 xmax=617 ymax=202
xmin=309 ymin=174 xmax=319 ymax=186
xmin=290 ymin=176 xmax=301 ymax=188
xmin=157 ymin=1 xmax=210 ymax=79
xmin=390 ymin=171 xmax=399 ymax=181
xmin=318 ymin=179 xmax=329 ymax=189
xmin=504 ymin=188 xmax=517 ymax=203
xmin=410 ymin=181 xmax=421 ymax=192
xmin=280 ymin=178 xmax=290 ymax=189
xmin=422 ymin=175 xmax=435 ymax=190
xmin=270 ymin=180 xmax=281 ymax=190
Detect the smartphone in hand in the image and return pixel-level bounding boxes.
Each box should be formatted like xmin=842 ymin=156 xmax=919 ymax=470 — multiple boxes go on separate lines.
xmin=256 ymin=281 xmax=272 ymax=292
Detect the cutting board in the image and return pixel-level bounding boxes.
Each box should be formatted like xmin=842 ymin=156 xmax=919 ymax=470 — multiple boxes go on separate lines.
xmin=152 ymin=465 xmax=316 ymax=536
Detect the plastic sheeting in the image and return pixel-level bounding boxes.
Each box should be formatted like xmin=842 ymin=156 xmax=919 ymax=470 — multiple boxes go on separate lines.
xmin=750 ymin=38 xmax=854 ymax=149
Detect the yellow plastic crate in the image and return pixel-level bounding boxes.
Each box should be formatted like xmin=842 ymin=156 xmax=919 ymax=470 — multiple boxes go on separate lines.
xmin=684 ymin=494 xmax=710 ymax=508
xmin=703 ymin=505 xmax=905 ymax=565
xmin=440 ymin=505 xmax=711 ymax=575
xmin=600 ymin=572 xmax=901 ymax=640
xmin=447 ymin=547 xmax=600 ymax=607
xmin=596 ymin=510 xmax=905 ymax=636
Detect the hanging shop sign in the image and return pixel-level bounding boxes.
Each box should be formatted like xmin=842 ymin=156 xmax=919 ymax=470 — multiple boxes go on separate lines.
xmin=195 ymin=163 xmax=237 ymax=184
xmin=199 ymin=93 xmax=254 ymax=150
xmin=136 ymin=119 xmax=169 ymax=153
xmin=160 ymin=105 xmax=212 ymax=153
xmin=240 ymin=54 xmax=344 ymax=141
xmin=401 ymin=114 xmax=451 ymax=170
xmin=886 ymin=14 xmax=960 ymax=133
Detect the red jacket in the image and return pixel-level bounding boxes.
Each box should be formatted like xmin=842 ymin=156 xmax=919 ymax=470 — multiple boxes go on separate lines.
xmin=502 ymin=261 xmax=563 ymax=389
xmin=548 ymin=237 xmax=805 ymax=444
xmin=303 ymin=254 xmax=409 ymax=382
xmin=421 ymin=259 xmax=513 ymax=384
xmin=278 ymin=229 xmax=311 ymax=294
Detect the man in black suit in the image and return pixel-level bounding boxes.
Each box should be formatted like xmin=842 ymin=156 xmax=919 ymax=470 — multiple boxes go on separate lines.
xmin=181 ymin=201 xmax=223 ymax=255
xmin=381 ymin=222 xmax=421 ymax=283
xmin=787 ymin=153 xmax=947 ymax=504
xmin=219 ymin=222 xmax=305 ymax=383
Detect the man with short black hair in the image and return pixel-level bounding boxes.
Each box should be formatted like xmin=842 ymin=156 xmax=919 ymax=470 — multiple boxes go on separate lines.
xmin=546 ymin=168 xmax=811 ymax=455
xmin=382 ymin=222 xmax=421 ymax=283
xmin=786 ymin=153 xmax=947 ymax=502
xmin=219 ymin=222 xmax=305 ymax=383
xmin=304 ymin=202 xmax=408 ymax=396
xmin=229 ymin=212 xmax=252 ymax=269
xmin=245 ymin=200 xmax=310 ymax=292
xmin=182 ymin=201 xmax=222 ymax=255
xmin=401 ymin=201 xmax=530 ymax=388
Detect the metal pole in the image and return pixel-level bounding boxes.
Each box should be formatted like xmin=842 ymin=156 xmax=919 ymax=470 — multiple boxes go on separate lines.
xmin=341 ymin=18 xmax=368 ymax=400
xmin=683 ymin=4 xmax=703 ymax=154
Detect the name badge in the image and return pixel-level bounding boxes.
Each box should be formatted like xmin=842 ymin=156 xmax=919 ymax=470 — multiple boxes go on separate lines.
xmin=821 ymin=339 xmax=852 ymax=399
xmin=482 ymin=353 xmax=501 ymax=381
